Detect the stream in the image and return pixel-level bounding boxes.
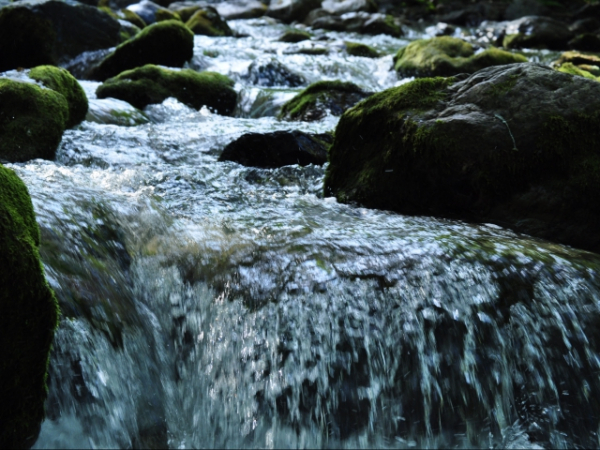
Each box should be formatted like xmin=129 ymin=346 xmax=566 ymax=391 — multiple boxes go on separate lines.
xmin=9 ymin=17 xmax=600 ymax=449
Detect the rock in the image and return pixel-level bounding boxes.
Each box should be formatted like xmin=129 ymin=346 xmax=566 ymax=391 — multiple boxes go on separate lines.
xmin=425 ymin=22 xmax=457 ymax=37
xmin=0 ymin=78 xmax=68 ymax=162
xmin=185 ymin=6 xmax=233 ymax=36
xmin=568 ymin=33 xmax=600 ymax=52
xmin=278 ymin=29 xmax=312 ymax=42
xmin=117 ymin=8 xmax=147 ymax=28
xmin=569 ymin=18 xmax=600 ymax=36
xmin=28 ymin=65 xmax=88 ymax=128
xmin=96 ymin=64 xmax=237 ymax=115
xmin=86 ymin=97 xmax=149 ymax=126
xmin=553 ymin=51 xmax=600 ymax=80
xmin=311 ymin=12 xmax=403 ymax=37
xmin=393 ymin=36 xmax=527 ymax=77
xmin=324 ymin=63 xmax=600 ymax=253
xmin=0 ymin=164 xmax=59 ymax=448
xmin=344 ymin=41 xmax=380 ymax=58
xmin=126 ymin=0 xmax=180 ymax=25
xmin=219 ymin=130 xmax=332 ymax=168
xmin=303 ymin=7 xmax=329 ymax=26
xmin=503 ymin=16 xmax=574 ymax=50
xmin=321 ymin=0 xmax=377 ymax=15
xmin=215 ymin=1 xmax=267 ymax=20
xmin=167 ymin=2 xmax=203 ymax=22
xmin=279 ymin=80 xmax=371 ymax=121
xmin=266 ymin=0 xmax=321 ymax=24
xmin=243 ymin=57 xmax=306 ymax=87
xmin=0 ymin=0 xmax=122 ymax=71
xmin=89 ymin=20 xmax=194 ymax=81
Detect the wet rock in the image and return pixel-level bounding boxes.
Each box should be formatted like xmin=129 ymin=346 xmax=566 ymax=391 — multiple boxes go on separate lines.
xmin=0 ymin=0 xmax=122 ymax=71
xmin=126 ymin=0 xmax=180 ymax=25
xmin=88 ymin=20 xmax=193 ymax=81
xmin=569 ymin=18 xmax=600 ymax=36
xmin=321 ymin=0 xmax=377 ymax=15
xmin=278 ymin=28 xmax=312 ymax=43
xmin=325 ymin=63 xmax=600 ymax=253
xmin=394 ymin=36 xmax=527 ymax=78
xmin=503 ymin=16 xmax=573 ymax=50
xmin=266 ymin=0 xmax=321 ymax=24
xmin=244 ymin=57 xmax=306 ymax=87
xmin=311 ymin=12 xmax=403 ymax=37
xmin=279 ymin=80 xmax=371 ymax=121
xmin=86 ymin=98 xmax=149 ymax=126
xmin=96 ymin=64 xmax=237 ymax=115
xmin=219 ymin=130 xmax=332 ymax=168
xmin=215 ymin=1 xmax=267 ymax=20
xmin=344 ymin=41 xmax=380 ymax=58
xmin=0 ymin=165 xmax=59 ymax=448
xmin=185 ymin=6 xmax=233 ymax=36
xmin=425 ymin=22 xmax=456 ymax=37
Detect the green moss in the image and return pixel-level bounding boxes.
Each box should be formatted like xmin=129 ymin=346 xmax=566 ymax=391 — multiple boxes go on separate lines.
xmin=487 ymin=73 xmax=521 ymax=97
xmin=278 ymin=29 xmax=312 ymax=43
xmin=90 ymin=20 xmax=194 ymax=81
xmin=29 ymin=65 xmax=88 ymax=128
xmin=0 ymin=164 xmax=59 ymax=448
xmin=0 ymin=79 xmax=68 ymax=162
xmin=345 ymin=41 xmax=380 ymax=58
xmin=0 ymin=7 xmax=57 ymax=71
xmin=557 ymin=62 xmax=600 ymax=81
xmin=173 ymin=5 xmax=202 ymax=22
xmin=185 ymin=7 xmax=232 ymax=36
xmin=155 ymin=8 xmax=181 ymax=22
xmin=394 ymin=37 xmax=527 ymax=77
xmin=120 ymin=8 xmax=146 ymax=28
xmin=96 ymin=64 xmax=237 ymax=115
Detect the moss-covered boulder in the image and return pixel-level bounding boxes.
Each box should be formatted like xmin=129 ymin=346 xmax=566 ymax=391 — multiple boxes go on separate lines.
xmin=185 ymin=6 xmax=233 ymax=36
xmin=29 ymin=66 xmax=88 ymax=128
xmin=344 ymin=41 xmax=380 ymax=58
xmin=279 ymin=80 xmax=372 ymax=121
xmin=503 ymin=16 xmax=574 ymax=50
xmin=0 ymin=164 xmax=59 ymax=448
xmin=553 ymin=51 xmax=600 ymax=80
xmin=394 ymin=36 xmax=527 ymax=77
xmin=0 ymin=79 xmax=68 ymax=162
xmin=89 ymin=20 xmax=193 ymax=81
xmin=324 ymin=63 xmax=600 ymax=253
xmin=96 ymin=64 xmax=237 ymax=114
xmin=219 ymin=130 xmax=332 ymax=168
xmin=126 ymin=0 xmax=179 ymax=25
xmin=278 ymin=29 xmax=312 ymax=43
xmin=0 ymin=0 xmax=122 ymax=72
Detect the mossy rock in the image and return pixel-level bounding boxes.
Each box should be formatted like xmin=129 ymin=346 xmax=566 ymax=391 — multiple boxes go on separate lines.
xmin=89 ymin=20 xmax=194 ymax=81
xmin=501 ymin=16 xmax=574 ymax=51
xmin=557 ymin=62 xmax=600 ymax=81
xmin=553 ymin=51 xmax=600 ymax=80
xmin=96 ymin=64 xmax=237 ymax=115
xmin=185 ymin=6 xmax=232 ymax=36
xmin=324 ymin=63 xmax=600 ymax=253
xmin=99 ymin=6 xmax=147 ymax=28
xmin=393 ymin=36 xmax=527 ymax=77
xmin=0 ymin=79 xmax=68 ymax=162
xmin=0 ymin=164 xmax=59 ymax=448
xmin=278 ymin=29 xmax=312 ymax=43
xmin=279 ymin=80 xmax=372 ymax=122
xmin=345 ymin=41 xmax=380 ymax=58
xmin=29 ymin=65 xmax=88 ymax=128
xmin=155 ymin=8 xmax=181 ymax=22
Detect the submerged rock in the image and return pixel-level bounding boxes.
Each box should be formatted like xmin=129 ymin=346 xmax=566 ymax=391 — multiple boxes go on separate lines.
xmin=394 ymin=36 xmax=527 ymax=77
xmin=89 ymin=20 xmax=193 ymax=81
xmin=96 ymin=64 xmax=237 ymax=115
xmin=219 ymin=130 xmax=332 ymax=168
xmin=244 ymin=58 xmax=306 ymax=88
xmin=325 ymin=63 xmax=600 ymax=253
xmin=185 ymin=6 xmax=233 ymax=36
xmin=0 ymin=164 xmax=59 ymax=448
xmin=279 ymin=80 xmax=371 ymax=121
xmin=0 ymin=0 xmax=122 ymax=71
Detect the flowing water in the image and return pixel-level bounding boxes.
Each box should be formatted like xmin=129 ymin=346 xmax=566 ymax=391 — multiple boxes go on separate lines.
xmin=5 ymin=18 xmax=599 ymax=449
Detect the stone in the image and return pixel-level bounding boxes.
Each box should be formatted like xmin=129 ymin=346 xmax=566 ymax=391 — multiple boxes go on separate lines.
xmin=394 ymin=36 xmax=527 ymax=77
xmin=0 ymin=0 xmax=121 ymax=71
xmin=278 ymin=29 xmax=312 ymax=43
xmin=86 ymin=97 xmax=149 ymax=126
xmin=185 ymin=6 xmax=233 ymax=36
xmin=311 ymin=11 xmax=403 ymax=37
xmin=243 ymin=57 xmax=306 ymax=87
xmin=324 ymin=63 xmax=600 ymax=253
xmin=553 ymin=51 xmax=600 ymax=80
xmin=126 ymin=0 xmax=180 ymax=25
xmin=219 ymin=130 xmax=332 ymax=168
xmin=215 ymin=1 xmax=267 ymax=20
xmin=279 ymin=80 xmax=371 ymax=121
xmin=344 ymin=41 xmax=380 ymax=58
xmin=503 ymin=16 xmax=574 ymax=50
xmin=321 ymin=0 xmax=377 ymax=15
xmin=0 ymin=164 xmax=59 ymax=448
xmin=96 ymin=64 xmax=237 ymax=115
xmin=88 ymin=20 xmax=194 ymax=81
xmin=266 ymin=0 xmax=321 ymax=24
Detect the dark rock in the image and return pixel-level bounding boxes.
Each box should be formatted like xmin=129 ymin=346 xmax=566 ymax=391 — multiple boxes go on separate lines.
xmin=324 ymin=63 xmax=600 ymax=253
xmin=185 ymin=6 xmax=233 ymax=36
xmin=0 ymin=0 xmax=122 ymax=71
xmin=303 ymin=7 xmax=330 ymax=26
xmin=503 ymin=16 xmax=574 ymax=50
xmin=279 ymin=80 xmax=371 ymax=121
xmin=569 ymin=18 xmax=600 ymax=35
xmin=266 ymin=0 xmax=321 ymax=24
xmin=219 ymin=130 xmax=332 ymax=168
xmin=311 ymin=12 xmax=403 ymax=37
xmin=243 ymin=57 xmax=306 ymax=87
xmin=344 ymin=41 xmax=380 ymax=58
xmin=321 ymin=0 xmax=377 ymax=15
xmin=126 ymin=0 xmax=180 ymax=25
xmin=88 ymin=20 xmax=193 ymax=81
xmin=0 ymin=164 xmax=59 ymax=448
xmin=568 ymin=33 xmax=600 ymax=52
xmin=278 ymin=29 xmax=312 ymax=43
xmin=96 ymin=64 xmax=237 ymax=115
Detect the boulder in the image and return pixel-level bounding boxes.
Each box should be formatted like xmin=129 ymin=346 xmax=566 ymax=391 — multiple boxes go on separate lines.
xmin=321 ymin=0 xmax=377 ymax=15
xmin=324 ymin=63 xmax=600 ymax=253
xmin=266 ymin=0 xmax=321 ymax=24
xmin=219 ymin=130 xmax=332 ymax=168
xmin=86 ymin=97 xmax=149 ymax=126
xmin=243 ymin=58 xmax=306 ymax=87
xmin=503 ymin=16 xmax=574 ymax=50
xmin=0 ymin=164 xmax=59 ymax=448
xmin=126 ymin=0 xmax=180 ymax=25
xmin=0 ymin=0 xmax=122 ymax=71
xmin=215 ymin=1 xmax=267 ymax=20
xmin=553 ymin=51 xmax=600 ymax=80
xmin=568 ymin=33 xmax=600 ymax=52
xmin=279 ymin=80 xmax=371 ymax=121
xmin=344 ymin=41 xmax=380 ymax=58
xmin=29 ymin=65 xmax=88 ymax=128
xmin=0 ymin=78 xmax=68 ymax=162
xmin=88 ymin=20 xmax=194 ymax=81
xmin=311 ymin=12 xmax=403 ymax=37
xmin=278 ymin=29 xmax=312 ymax=43
xmin=96 ymin=64 xmax=237 ymax=115
xmin=185 ymin=6 xmax=233 ymax=36
xmin=393 ymin=36 xmax=527 ymax=77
